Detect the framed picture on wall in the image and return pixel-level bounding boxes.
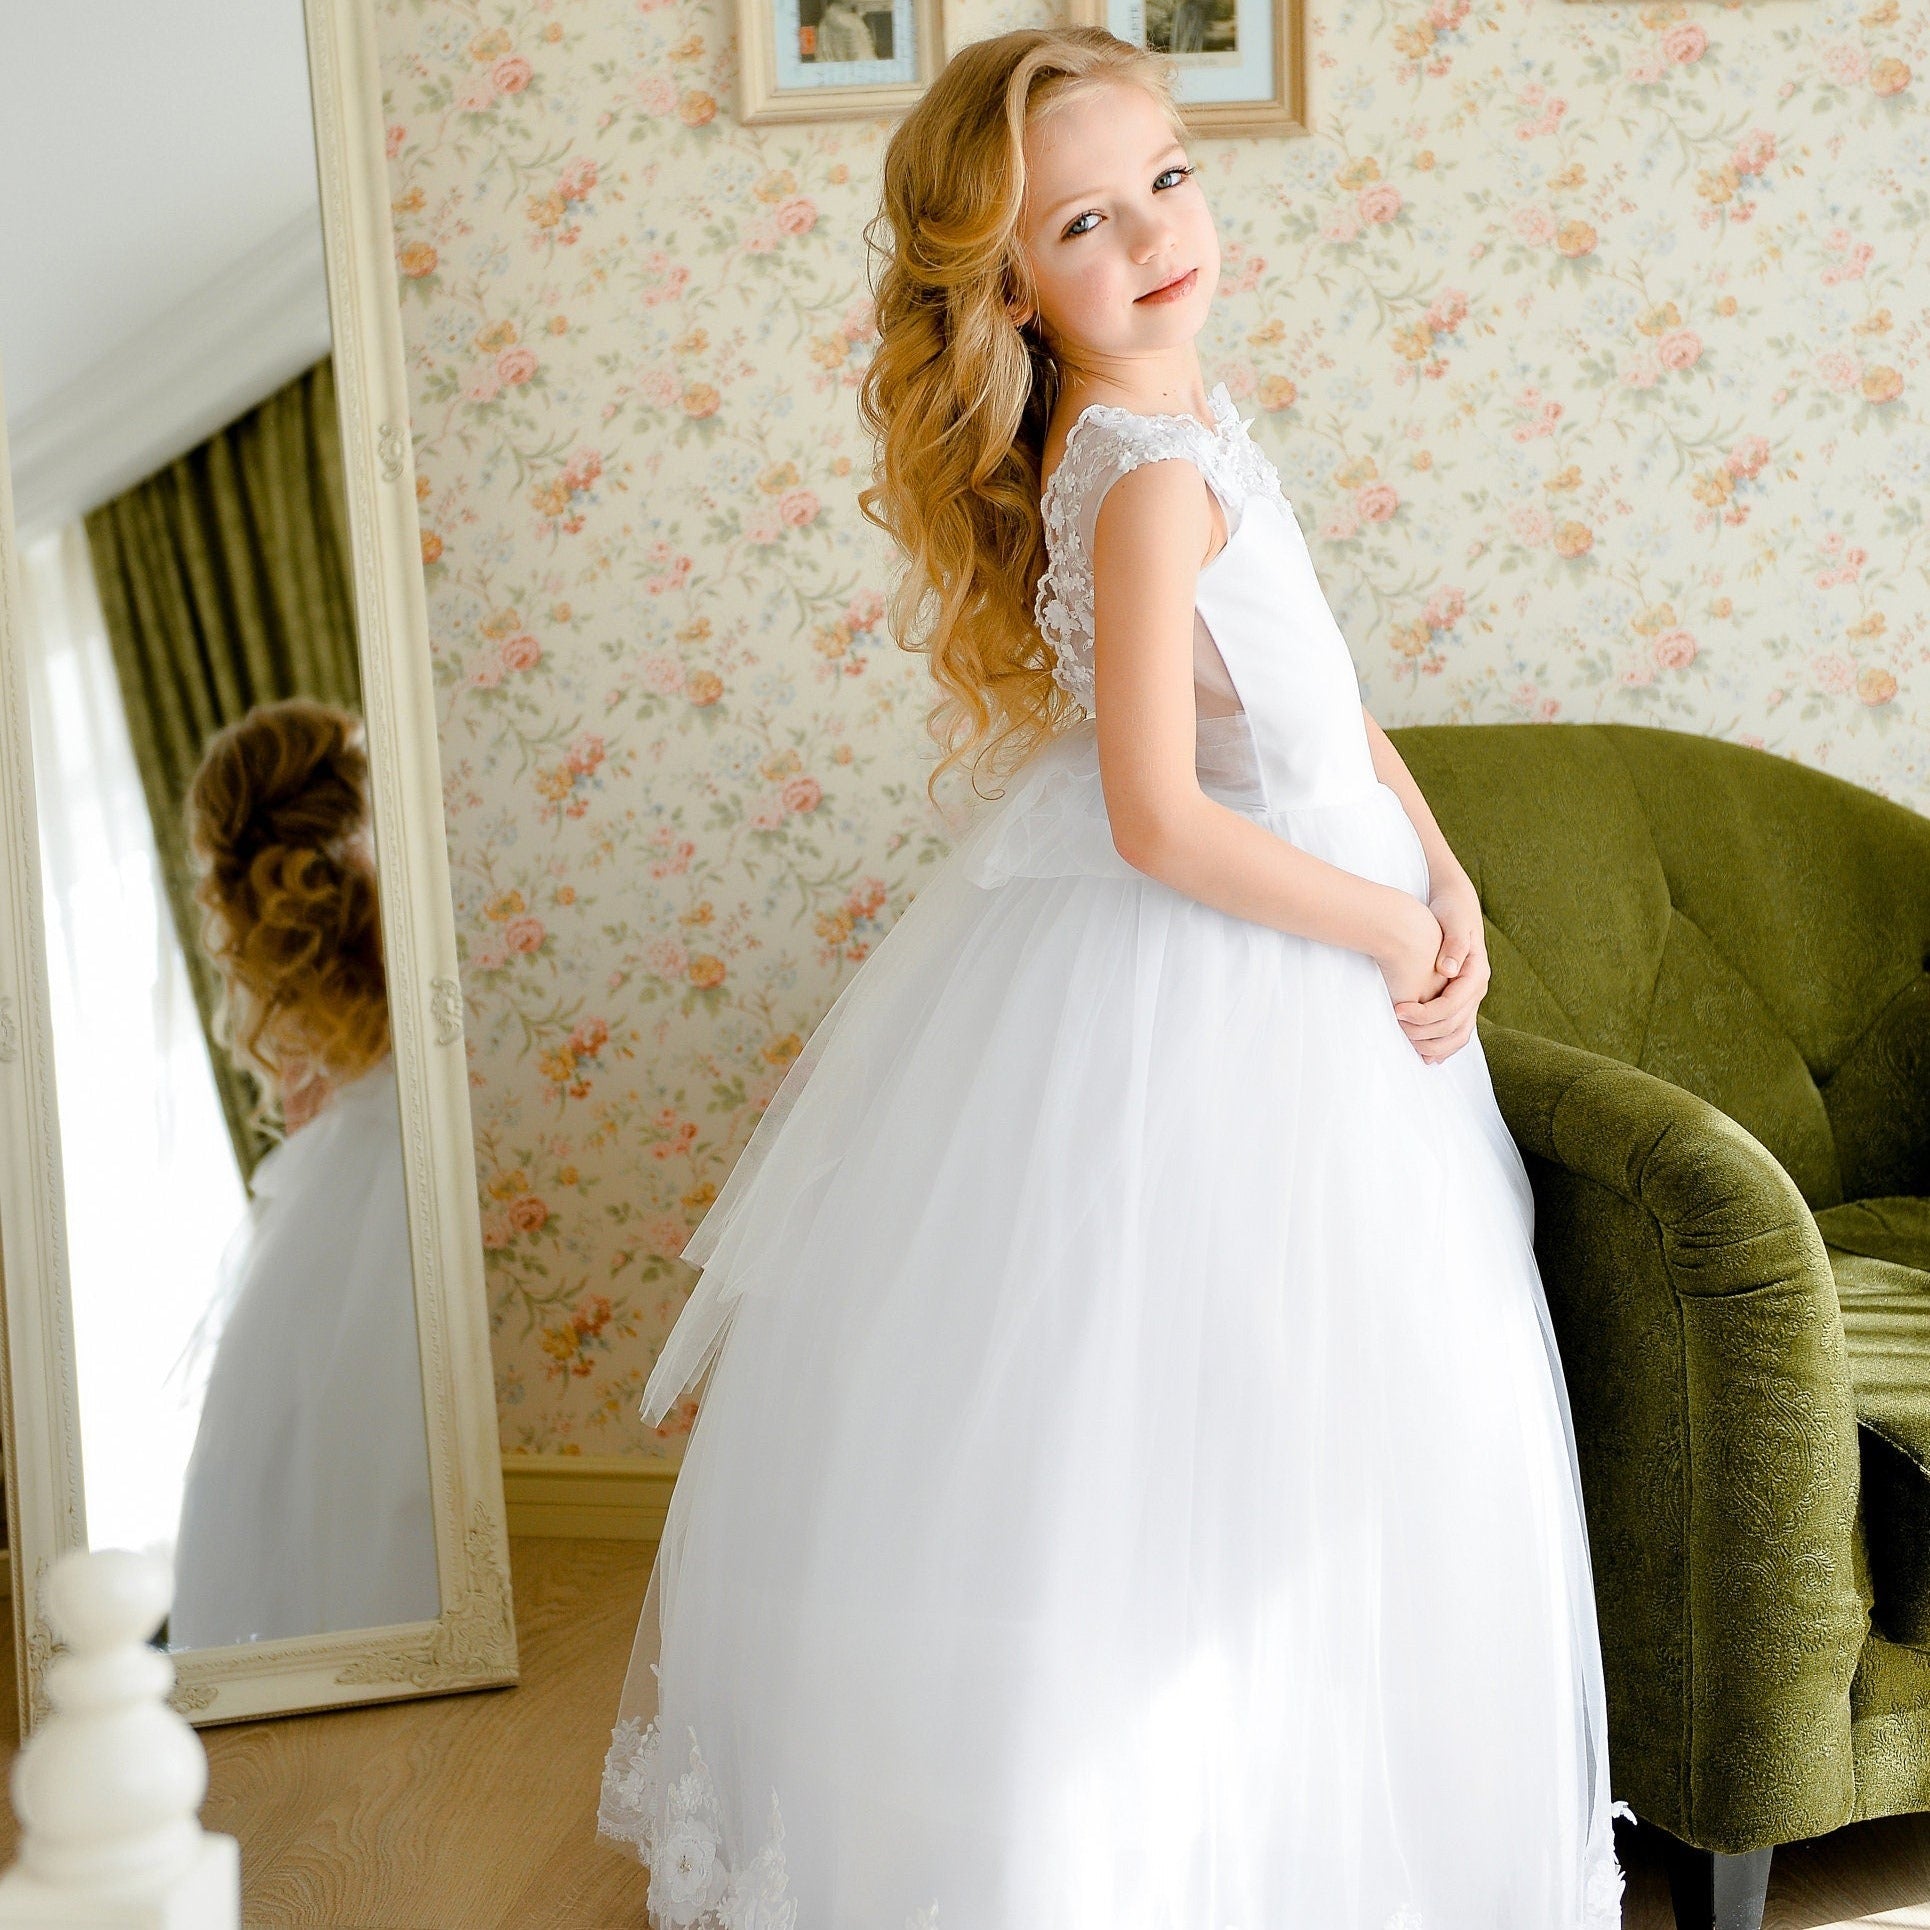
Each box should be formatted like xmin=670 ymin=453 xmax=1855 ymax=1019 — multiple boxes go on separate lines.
xmin=737 ymin=0 xmax=945 ymax=123
xmin=1068 ymin=0 xmax=1307 ymax=138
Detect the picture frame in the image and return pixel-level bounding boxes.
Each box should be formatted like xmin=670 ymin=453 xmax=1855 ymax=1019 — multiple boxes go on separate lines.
xmin=736 ymin=0 xmax=946 ymax=125
xmin=1068 ymin=0 xmax=1307 ymax=139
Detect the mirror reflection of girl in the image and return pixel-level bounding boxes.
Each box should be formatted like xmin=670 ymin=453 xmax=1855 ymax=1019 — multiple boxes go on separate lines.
xmin=166 ymin=698 xmax=439 ymax=1650
xmin=597 ymin=25 xmax=1631 ymax=1926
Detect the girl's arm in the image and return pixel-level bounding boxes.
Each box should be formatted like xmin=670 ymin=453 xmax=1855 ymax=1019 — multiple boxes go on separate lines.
xmin=1087 ymin=460 xmax=1445 ymax=1009
xmin=1362 ymin=707 xmax=1468 ymax=907
xmin=1363 ymin=705 xmax=1493 ymax=1061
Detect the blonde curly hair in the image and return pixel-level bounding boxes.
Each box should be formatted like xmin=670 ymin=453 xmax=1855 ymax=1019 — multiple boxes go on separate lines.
xmin=857 ymin=25 xmax=1187 ymax=804
xmin=186 ymin=698 xmax=390 ymax=1136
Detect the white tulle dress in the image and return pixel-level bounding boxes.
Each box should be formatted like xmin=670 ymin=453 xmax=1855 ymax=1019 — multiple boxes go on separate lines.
xmin=597 ymin=382 xmax=1630 ymax=1928
xmin=169 ymin=1055 xmax=440 ymax=1648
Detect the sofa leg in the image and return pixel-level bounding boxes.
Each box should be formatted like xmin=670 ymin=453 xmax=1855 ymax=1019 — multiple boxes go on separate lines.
xmin=1650 ymin=1825 xmax=1773 ymax=1930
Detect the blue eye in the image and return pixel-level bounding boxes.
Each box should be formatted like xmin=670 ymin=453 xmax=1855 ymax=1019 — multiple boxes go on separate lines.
xmin=1061 ymin=162 xmax=1197 ymax=241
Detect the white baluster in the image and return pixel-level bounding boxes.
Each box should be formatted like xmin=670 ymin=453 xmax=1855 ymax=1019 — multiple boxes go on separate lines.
xmin=0 ymin=1546 xmax=239 ymax=1927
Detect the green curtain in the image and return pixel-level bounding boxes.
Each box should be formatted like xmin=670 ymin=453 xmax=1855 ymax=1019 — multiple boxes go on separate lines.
xmin=82 ymin=356 xmax=363 ymax=1182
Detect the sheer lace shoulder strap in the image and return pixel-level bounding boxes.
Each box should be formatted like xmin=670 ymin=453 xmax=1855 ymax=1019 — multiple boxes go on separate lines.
xmin=1033 ymin=406 xmax=1231 ymax=714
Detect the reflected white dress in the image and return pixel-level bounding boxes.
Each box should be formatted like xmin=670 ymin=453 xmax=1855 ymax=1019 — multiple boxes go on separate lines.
xmin=169 ymin=1055 xmax=440 ymax=1648
xmin=597 ymin=383 xmax=1629 ymax=1927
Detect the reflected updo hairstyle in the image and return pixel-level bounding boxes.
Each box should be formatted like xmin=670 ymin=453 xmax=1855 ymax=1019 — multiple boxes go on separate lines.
xmin=857 ymin=26 xmax=1187 ymax=802
xmin=187 ymin=697 xmax=390 ymax=1131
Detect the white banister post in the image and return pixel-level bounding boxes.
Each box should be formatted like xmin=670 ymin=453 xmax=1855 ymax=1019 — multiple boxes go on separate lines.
xmin=0 ymin=1546 xmax=240 ymax=1927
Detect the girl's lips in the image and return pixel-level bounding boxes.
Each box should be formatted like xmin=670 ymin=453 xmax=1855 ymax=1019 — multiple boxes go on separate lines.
xmin=1136 ymin=266 xmax=1197 ymax=304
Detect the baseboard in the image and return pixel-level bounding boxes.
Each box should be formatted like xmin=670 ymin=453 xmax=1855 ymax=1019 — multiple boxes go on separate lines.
xmin=499 ymin=1452 xmax=682 ymax=1541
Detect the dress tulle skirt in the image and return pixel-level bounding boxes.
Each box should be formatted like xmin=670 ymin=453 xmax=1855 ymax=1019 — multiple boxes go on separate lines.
xmin=600 ymin=719 xmax=1627 ymax=1929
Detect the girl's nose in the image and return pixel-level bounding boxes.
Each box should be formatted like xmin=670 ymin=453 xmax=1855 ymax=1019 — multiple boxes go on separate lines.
xmin=1131 ymin=216 xmax=1179 ymax=261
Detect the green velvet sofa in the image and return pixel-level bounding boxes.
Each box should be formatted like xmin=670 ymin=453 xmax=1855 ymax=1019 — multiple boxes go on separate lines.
xmin=1387 ymin=719 xmax=1930 ymax=1930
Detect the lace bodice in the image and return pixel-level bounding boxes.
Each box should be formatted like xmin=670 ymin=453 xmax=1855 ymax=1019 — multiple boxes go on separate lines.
xmin=1033 ymin=381 xmax=1291 ymax=714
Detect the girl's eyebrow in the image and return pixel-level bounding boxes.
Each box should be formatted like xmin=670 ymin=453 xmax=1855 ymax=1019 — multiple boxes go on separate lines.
xmin=1039 ymin=139 xmax=1187 ymax=225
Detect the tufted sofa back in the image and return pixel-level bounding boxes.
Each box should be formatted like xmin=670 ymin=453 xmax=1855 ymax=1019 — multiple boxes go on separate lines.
xmin=1387 ymin=721 xmax=1930 ymax=1210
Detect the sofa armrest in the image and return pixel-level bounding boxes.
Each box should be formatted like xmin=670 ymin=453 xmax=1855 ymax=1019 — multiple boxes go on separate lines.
xmin=1478 ymin=1017 xmax=1870 ymax=1854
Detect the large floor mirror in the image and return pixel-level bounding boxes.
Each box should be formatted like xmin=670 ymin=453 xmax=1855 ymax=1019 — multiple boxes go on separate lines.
xmin=0 ymin=0 xmax=516 ymax=1725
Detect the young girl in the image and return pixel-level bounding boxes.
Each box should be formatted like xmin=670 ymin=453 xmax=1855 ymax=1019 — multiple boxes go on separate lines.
xmin=168 ymin=699 xmax=439 ymax=1648
xmin=599 ymin=26 xmax=1628 ymax=1926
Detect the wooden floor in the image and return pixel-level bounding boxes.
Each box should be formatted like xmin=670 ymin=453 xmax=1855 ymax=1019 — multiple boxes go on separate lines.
xmin=0 ymin=1536 xmax=1927 ymax=1926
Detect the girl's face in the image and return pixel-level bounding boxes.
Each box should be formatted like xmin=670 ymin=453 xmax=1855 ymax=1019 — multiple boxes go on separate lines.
xmin=1014 ymin=78 xmax=1219 ymax=380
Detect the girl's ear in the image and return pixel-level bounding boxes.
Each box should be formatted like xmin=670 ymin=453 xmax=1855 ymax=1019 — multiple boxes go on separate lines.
xmin=1004 ymin=265 xmax=1035 ymax=333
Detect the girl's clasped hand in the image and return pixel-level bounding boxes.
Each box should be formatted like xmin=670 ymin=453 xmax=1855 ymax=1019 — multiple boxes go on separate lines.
xmin=1384 ymin=871 xmax=1493 ymax=1066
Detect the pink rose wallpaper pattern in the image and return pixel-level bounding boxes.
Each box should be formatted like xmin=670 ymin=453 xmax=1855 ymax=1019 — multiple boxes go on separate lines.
xmin=373 ymin=0 xmax=1930 ymax=1457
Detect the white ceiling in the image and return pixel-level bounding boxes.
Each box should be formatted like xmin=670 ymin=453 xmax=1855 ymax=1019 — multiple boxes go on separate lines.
xmin=0 ymin=0 xmax=333 ymax=534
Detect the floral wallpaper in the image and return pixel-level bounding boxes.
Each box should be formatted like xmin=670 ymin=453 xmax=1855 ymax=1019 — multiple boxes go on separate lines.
xmin=373 ymin=0 xmax=1930 ymax=1459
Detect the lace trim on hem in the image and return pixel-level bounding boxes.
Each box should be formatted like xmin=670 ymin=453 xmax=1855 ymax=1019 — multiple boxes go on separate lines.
xmin=600 ymin=1710 xmax=1635 ymax=1930
xmin=598 ymin=1710 xmax=939 ymax=1930
xmin=1581 ymin=1798 xmax=1638 ymax=1930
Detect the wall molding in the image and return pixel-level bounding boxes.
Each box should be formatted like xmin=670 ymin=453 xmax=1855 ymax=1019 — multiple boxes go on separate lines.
xmin=500 ymin=1453 xmax=682 ymax=1542
xmin=7 ymin=211 xmax=332 ymax=542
